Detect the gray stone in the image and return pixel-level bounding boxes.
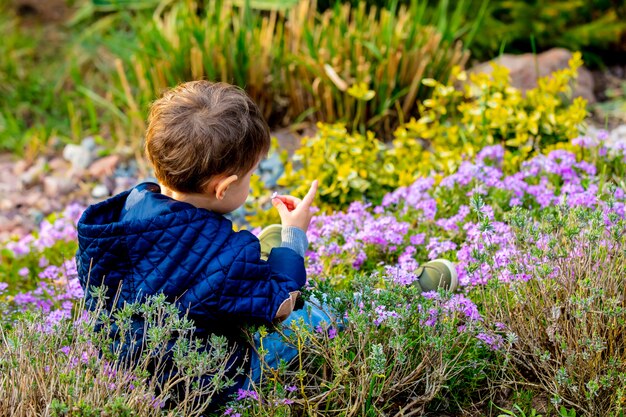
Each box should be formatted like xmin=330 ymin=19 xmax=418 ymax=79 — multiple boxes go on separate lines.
xmin=20 ymin=157 xmax=46 ymax=188
xmin=81 ymin=136 xmax=97 ymax=151
xmin=258 ymin=153 xmax=284 ymax=188
xmin=608 ymin=124 xmax=626 ymax=147
xmin=470 ymin=48 xmax=596 ymax=103
xmin=0 ymin=198 xmax=12 ymax=211
xmin=43 ymin=176 xmax=76 ymax=197
xmin=12 ymin=160 xmax=28 ymax=176
xmin=63 ymin=144 xmax=93 ymax=171
xmin=271 ymin=128 xmax=303 ymax=156
xmin=91 ymin=184 xmax=110 ymax=199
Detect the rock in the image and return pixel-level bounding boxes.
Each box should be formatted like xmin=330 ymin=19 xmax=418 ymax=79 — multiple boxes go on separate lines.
xmin=91 ymin=184 xmax=110 ymax=199
xmin=63 ymin=143 xmax=93 ymax=171
xmin=28 ymin=208 xmax=45 ymax=225
xmin=88 ymin=155 xmax=120 ymax=178
xmin=470 ymin=48 xmax=596 ymax=103
xmin=0 ymin=199 xmax=12 ymax=211
xmin=24 ymin=190 xmax=44 ymax=207
xmin=12 ymin=160 xmax=28 ymax=176
xmin=258 ymin=153 xmax=284 ymax=188
xmin=20 ymin=157 xmax=46 ymax=188
xmin=81 ymin=136 xmax=97 ymax=152
xmin=115 ymin=159 xmax=139 ymax=178
xmin=43 ymin=176 xmax=76 ymax=197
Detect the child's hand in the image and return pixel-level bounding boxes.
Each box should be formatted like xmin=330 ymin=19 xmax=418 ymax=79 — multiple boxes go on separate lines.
xmin=271 ymin=180 xmax=318 ymax=232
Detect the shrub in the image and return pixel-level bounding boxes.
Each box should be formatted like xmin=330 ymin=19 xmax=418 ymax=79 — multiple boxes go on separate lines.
xmin=1 ymin=131 xmax=625 ymax=415
xmin=396 ymin=53 xmax=587 ymax=173
xmin=224 ymin=275 xmax=504 ymax=416
xmin=297 ymin=128 xmax=626 ymax=291
xmin=0 ymin=290 xmax=238 ymax=417
xmin=474 ymin=202 xmax=626 ymax=417
xmin=273 ymin=55 xmax=587 ymax=213
xmin=0 ymin=205 xmax=82 ymax=296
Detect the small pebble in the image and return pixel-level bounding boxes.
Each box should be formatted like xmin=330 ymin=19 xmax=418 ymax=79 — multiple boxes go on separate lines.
xmin=91 ymin=184 xmax=110 ymax=199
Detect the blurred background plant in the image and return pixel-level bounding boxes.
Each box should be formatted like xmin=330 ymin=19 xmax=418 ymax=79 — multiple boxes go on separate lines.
xmin=468 ymin=0 xmax=626 ymax=66
xmin=99 ymin=0 xmax=480 ymax=141
xmin=594 ymin=80 xmax=626 ymax=123
xmin=0 ymin=0 xmax=74 ymax=155
xmin=3 ymin=0 xmax=625 ymax=160
xmin=0 ymin=0 xmax=486 ymax=156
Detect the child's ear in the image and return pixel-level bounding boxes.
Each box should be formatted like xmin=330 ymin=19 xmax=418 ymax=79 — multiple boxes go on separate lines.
xmin=214 ymin=174 xmax=238 ymax=200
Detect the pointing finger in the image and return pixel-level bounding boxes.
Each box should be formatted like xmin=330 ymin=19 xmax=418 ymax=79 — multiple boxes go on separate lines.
xmin=301 ymin=180 xmax=318 ymax=207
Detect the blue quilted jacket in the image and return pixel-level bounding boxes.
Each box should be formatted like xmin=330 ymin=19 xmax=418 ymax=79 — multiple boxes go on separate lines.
xmin=76 ymin=182 xmax=306 ymax=408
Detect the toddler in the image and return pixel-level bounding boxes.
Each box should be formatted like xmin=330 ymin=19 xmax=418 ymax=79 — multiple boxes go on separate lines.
xmin=76 ymin=81 xmax=322 ymax=411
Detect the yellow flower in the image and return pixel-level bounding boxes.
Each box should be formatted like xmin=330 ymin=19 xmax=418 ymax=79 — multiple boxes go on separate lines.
xmin=347 ymin=82 xmax=375 ymax=101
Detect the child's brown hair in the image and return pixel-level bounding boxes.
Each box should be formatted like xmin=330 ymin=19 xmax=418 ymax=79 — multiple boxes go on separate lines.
xmin=145 ymin=81 xmax=270 ymax=193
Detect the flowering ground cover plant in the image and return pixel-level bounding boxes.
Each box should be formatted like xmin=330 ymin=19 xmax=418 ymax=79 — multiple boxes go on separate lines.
xmin=0 ymin=289 xmax=237 ymax=417
xmin=0 ymin=128 xmax=624 ymax=416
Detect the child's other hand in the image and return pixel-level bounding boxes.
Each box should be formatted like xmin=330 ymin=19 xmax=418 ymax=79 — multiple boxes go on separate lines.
xmin=271 ymin=180 xmax=318 ymax=232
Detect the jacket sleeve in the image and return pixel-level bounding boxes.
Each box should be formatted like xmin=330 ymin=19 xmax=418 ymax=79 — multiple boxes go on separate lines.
xmin=217 ymin=232 xmax=307 ymax=325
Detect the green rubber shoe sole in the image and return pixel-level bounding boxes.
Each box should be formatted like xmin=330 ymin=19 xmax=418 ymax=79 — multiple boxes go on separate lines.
xmin=258 ymin=224 xmax=282 ymax=260
xmin=416 ymin=259 xmax=459 ymax=292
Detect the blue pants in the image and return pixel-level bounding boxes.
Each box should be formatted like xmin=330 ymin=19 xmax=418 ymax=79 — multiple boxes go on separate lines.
xmin=244 ymin=299 xmax=335 ymax=386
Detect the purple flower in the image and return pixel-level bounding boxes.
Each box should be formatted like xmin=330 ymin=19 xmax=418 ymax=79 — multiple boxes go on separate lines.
xmin=373 ymin=305 xmax=400 ymax=326
xmin=236 ymin=389 xmax=259 ymax=401
xmin=476 ymin=332 xmax=504 ymax=351
xmin=328 ymin=327 xmax=337 ymax=339
xmin=39 ymin=265 xmax=61 ymax=280
xmin=476 ymin=145 xmax=505 ymax=164
xmin=423 ymin=308 xmax=438 ymax=327
xmin=572 ymin=135 xmax=599 ymax=148
xmin=223 ymin=407 xmax=241 ymax=417
xmin=443 ymin=294 xmax=482 ymax=322
xmin=151 ymin=397 xmax=167 ymax=410
xmin=383 ymin=265 xmax=417 ymax=286
xmin=409 ymin=233 xmax=425 ymax=246
xmin=426 ymin=238 xmax=458 ymax=260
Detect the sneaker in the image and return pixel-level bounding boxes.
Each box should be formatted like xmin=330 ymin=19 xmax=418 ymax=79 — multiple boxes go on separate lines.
xmin=416 ymin=259 xmax=459 ymax=292
xmin=257 ymin=224 xmax=282 ymax=260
